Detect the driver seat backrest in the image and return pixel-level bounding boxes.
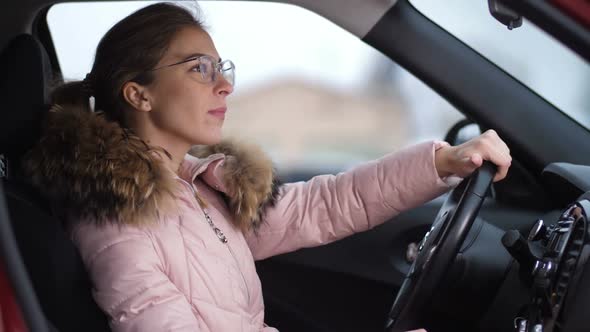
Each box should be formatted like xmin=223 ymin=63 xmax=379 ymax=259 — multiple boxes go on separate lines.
xmin=0 ymin=34 xmax=110 ymax=332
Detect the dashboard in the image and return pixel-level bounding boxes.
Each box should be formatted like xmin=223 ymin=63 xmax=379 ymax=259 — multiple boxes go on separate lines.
xmin=491 ymin=163 xmax=590 ymax=332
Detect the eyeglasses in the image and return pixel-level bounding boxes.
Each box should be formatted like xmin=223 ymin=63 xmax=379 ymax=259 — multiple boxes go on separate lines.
xmin=150 ymin=54 xmax=235 ymax=86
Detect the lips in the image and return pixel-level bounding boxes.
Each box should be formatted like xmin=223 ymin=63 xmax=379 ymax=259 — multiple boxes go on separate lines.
xmin=208 ymin=107 xmax=227 ymax=119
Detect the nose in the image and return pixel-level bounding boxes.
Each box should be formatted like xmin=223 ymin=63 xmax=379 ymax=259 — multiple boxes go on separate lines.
xmin=214 ymin=75 xmax=234 ymax=97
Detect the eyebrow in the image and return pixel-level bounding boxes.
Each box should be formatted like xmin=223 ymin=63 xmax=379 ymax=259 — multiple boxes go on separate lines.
xmin=177 ymin=52 xmax=222 ymax=63
xmin=151 ymin=52 xmax=223 ymax=71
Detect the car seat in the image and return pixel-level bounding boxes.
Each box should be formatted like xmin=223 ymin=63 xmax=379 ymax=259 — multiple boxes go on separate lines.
xmin=0 ymin=34 xmax=110 ymax=332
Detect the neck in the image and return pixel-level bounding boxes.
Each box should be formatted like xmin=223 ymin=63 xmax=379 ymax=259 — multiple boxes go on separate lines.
xmin=155 ymin=143 xmax=188 ymax=175
xmin=129 ymin=122 xmax=191 ymax=175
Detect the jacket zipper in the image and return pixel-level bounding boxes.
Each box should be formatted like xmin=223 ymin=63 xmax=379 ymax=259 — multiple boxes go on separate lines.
xmin=177 ymin=178 xmax=251 ymax=304
xmin=227 ymin=243 xmax=252 ymax=305
xmin=201 ymin=206 xmax=228 ymax=243
xmin=178 ymin=178 xmax=227 ymax=243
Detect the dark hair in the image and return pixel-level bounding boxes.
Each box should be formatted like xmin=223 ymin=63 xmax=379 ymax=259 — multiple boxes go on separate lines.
xmin=51 ymin=2 xmax=205 ymax=125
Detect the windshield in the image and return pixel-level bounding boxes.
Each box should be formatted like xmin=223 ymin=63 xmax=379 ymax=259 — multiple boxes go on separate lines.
xmin=410 ymin=0 xmax=590 ymax=131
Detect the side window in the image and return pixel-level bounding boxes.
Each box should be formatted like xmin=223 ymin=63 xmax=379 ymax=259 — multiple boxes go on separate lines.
xmin=47 ymin=1 xmax=463 ymax=176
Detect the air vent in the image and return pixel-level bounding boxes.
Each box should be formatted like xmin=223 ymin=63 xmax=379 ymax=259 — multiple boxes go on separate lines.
xmin=0 ymin=154 xmax=5 ymax=178
xmin=553 ymin=211 xmax=587 ymax=329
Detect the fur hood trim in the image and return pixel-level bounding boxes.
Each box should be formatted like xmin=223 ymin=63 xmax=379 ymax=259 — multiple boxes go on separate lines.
xmin=23 ymin=104 xmax=280 ymax=230
xmin=190 ymin=141 xmax=281 ymax=231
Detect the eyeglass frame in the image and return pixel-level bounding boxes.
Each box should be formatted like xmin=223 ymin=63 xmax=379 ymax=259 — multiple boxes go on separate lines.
xmin=146 ymin=53 xmax=235 ymax=86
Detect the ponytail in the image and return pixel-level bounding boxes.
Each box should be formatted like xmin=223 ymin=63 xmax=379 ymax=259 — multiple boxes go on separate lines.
xmin=50 ymin=80 xmax=92 ymax=112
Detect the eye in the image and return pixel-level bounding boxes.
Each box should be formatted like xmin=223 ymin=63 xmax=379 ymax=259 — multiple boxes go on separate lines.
xmin=191 ymin=63 xmax=208 ymax=74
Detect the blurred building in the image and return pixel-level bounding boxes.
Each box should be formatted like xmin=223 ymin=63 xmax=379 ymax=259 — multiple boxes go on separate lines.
xmin=224 ymin=78 xmax=411 ymax=171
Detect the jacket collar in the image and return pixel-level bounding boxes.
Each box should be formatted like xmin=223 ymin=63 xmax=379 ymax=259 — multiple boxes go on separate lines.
xmin=23 ymin=104 xmax=279 ymax=230
xmin=178 ymin=153 xmax=224 ymax=185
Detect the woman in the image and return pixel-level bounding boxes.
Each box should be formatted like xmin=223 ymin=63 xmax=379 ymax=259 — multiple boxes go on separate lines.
xmin=24 ymin=2 xmax=511 ymax=331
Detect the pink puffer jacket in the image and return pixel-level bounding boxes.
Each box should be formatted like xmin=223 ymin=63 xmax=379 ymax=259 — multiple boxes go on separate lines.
xmin=23 ymin=105 xmax=459 ymax=332
xmin=72 ymin=141 xmax=455 ymax=331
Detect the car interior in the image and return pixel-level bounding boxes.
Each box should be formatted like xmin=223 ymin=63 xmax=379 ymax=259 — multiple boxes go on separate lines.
xmin=0 ymin=0 xmax=589 ymax=332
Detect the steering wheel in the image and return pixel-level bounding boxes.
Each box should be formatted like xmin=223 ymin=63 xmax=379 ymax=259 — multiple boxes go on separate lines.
xmin=386 ymin=161 xmax=497 ymax=332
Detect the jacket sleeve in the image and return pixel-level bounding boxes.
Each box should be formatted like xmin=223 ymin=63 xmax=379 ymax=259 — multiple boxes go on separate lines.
xmin=244 ymin=141 xmax=461 ymax=260
xmin=72 ymin=223 xmax=200 ymax=332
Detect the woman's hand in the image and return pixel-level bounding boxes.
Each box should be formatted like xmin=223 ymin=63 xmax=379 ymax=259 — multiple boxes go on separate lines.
xmin=434 ymin=129 xmax=512 ymax=182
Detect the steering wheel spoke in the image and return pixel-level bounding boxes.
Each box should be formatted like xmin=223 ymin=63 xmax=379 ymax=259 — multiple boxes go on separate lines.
xmin=386 ymin=162 xmax=497 ymax=332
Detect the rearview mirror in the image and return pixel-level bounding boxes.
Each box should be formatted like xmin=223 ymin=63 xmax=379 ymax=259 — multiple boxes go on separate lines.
xmin=488 ymin=0 xmax=523 ymax=30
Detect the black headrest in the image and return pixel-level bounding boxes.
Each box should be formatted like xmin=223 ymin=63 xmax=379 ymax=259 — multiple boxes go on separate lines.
xmin=0 ymin=34 xmax=53 ymax=157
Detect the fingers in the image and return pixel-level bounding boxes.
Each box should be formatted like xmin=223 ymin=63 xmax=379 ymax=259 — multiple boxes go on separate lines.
xmin=470 ymin=153 xmax=483 ymax=167
xmin=486 ymin=129 xmax=510 ymax=154
xmin=480 ymin=130 xmax=511 ymax=182
xmin=450 ymin=129 xmax=512 ymax=181
xmin=494 ymin=163 xmax=510 ymax=182
xmin=459 ymin=129 xmax=511 ymax=182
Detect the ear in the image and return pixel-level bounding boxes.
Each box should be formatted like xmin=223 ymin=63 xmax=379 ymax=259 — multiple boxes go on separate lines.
xmin=122 ymin=81 xmax=152 ymax=112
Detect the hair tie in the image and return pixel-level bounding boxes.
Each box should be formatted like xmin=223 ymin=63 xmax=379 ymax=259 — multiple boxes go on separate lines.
xmin=82 ymin=73 xmax=96 ymax=112
xmin=82 ymin=73 xmax=94 ymax=95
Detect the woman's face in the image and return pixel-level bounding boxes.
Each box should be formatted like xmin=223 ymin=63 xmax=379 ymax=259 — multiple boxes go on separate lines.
xmin=144 ymin=26 xmax=233 ymax=146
